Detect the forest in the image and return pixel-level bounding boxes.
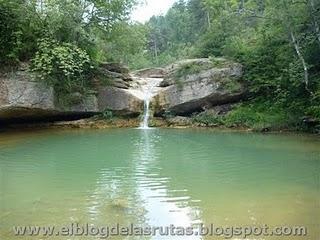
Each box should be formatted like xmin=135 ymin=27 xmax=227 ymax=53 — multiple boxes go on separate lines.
xmin=1 ymin=0 xmax=320 ymax=131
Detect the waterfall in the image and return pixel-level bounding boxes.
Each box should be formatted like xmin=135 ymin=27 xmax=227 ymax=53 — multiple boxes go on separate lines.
xmin=126 ymin=76 xmax=163 ymax=129
xmin=139 ymin=78 xmax=162 ymax=129
xmin=141 ymin=96 xmax=151 ymax=129
xmin=126 ymin=77 xmax=163 ymax=129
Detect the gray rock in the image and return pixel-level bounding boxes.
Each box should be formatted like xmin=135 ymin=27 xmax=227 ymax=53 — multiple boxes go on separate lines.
xmin=167 ymin=116 xmax=192 ymax=126
xmin=98 ymin=68 xmax=133 ymax=83
xmin=0 ymin=74 xmax=54 ymax=109
xmin=207 ymin=104 xmax=234 ymax=116
xmin=111 ymin=78 xmax=131 ymax=89
xmin=0 ymin=58 xmax=246 ymax=124
xmin=67 ymin=94 xmax=98 ymax=112
xmin=161 ymin=58 xmax=243 ymax=87
xmin=0 ymin=67 xmax=144 ymax=123
xmin=100 ymin=62 xmax=130 ymax=74
xmin=0 ymin=70 xmax=98 ymax=122
xmin=153 ymin=58 xmax=246 ymax=116
xmin=98 ymin=87 xmax=143 ymax=117
xmin=133 ymin=68 xmax=167 ymax=78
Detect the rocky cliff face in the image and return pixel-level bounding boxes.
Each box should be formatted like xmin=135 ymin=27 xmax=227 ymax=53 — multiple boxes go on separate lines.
xmin=95 ymin=63 xmax=144 ymax=116
xmin=0 ymin=58 xmax=246 ymax=124
xmin=0 ymin=64 xmax=142 ymax=123
xmin=0 ymin=69 xmax=98 ymax=123
xmin=152 ymin=58 xmax=246 ymax=116
xmin=98 ymin=87 xmax=143 ymax=117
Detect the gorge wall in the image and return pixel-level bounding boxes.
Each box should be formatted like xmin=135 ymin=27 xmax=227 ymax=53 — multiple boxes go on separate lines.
xmin=0 ymin=58 xmax=246 ymax=124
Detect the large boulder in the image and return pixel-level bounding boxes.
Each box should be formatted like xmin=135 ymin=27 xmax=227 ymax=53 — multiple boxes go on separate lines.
xmin=0 ymin=71 xmax=54 ymax=110
xmin=98 ymin=62 xmax=132 ymax=82
xmin=100 ymin=62 xmax=130 ymax=74
xmin=0 ymin=69 xmax=99 ymax=123
xmin=98 ymin=87 xmax=143 ymax=117
xmin=0 ymin=64 xmax=145 ymax=123
xmin=153 ymin=58 xmax=246 ymax=116
xmin=0 ymin=71 xmax=55 ymax=122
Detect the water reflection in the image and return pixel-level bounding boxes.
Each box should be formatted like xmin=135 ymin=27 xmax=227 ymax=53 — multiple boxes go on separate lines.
xmin=85 ymin=129 xmax=203 ymax=239
xmin=1 ymin=129 xmax=319 ymax=240
xmin=132 ymin=129 xmax=202 ymax=240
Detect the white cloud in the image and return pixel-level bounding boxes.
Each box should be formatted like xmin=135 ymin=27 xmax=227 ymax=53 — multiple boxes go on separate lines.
xmin=131 ymin=0 xmax=177 ymax=23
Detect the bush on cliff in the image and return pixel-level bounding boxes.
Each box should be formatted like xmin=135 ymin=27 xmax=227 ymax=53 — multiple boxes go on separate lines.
xmin=30 ymin=37 xmax=94 ymax=105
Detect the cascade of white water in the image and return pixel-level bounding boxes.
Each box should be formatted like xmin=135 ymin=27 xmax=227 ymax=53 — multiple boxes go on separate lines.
xmin=139 ymin=78 xmax=162 ymax=129
xmin=126 ymin=77 xmax=162 ymax=129
xmin=140 ymin=95 xmax=151 ymax=129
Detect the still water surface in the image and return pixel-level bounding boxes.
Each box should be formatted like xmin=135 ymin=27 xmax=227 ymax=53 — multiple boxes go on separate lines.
xmin=0 ymin=129 xmax=319 ymax=239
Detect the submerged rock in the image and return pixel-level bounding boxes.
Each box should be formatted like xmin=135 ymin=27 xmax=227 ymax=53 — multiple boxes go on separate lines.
xmin=110 ymin=199 xmax=130 ymax=210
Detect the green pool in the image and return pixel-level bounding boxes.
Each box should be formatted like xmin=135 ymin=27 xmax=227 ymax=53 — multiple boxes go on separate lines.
xmin=0 ymin=129 xmax=319 ymax=239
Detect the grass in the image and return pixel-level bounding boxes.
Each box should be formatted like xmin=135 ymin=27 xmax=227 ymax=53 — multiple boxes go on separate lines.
xmin=219 ymin=78 xmax=242 ymax=92
xmin=173 ymin=62 xmax=208 ymax=79
xmin=191 ymin=112 xmax=224 ymax=127
xmin=191 ymin=102 xmax=304 ymax=132
xmin=209 ymin=57 xmax=233 ymax=68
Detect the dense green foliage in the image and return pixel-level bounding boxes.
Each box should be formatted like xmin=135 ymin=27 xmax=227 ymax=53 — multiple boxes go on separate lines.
xmin=191 ymin=103 xmax=302 ymax=131
xmin=0 ymin=0 xmax=137 ymax=100
xmin=0 ymin=0 xmax=319 ymax=130
xmin=31 ymin=37 xmax=92 ymax=102
xmin=123 ymin=0 xmax=320 ymax=131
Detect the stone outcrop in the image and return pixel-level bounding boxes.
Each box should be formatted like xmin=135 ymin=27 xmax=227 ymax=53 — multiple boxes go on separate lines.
xmin=160 ymin=58 xmax=242 ymax=87
xmin=0 ymin=71 xmax=54 ymax=110
xmin=94 ymin=63 xmax=144 ymax=116
xmin=133 ymin=68 xmax=167 ymax=78
xmin=98 ymin=87 xmax=143 ymax=117
xmin=94 ymin=63 xmax=133 ymax=90
xmin=0 ymin=58 xmax=246 ymax=124
xmin=0 ymin=70 xmax=99 ymax=123
xmin=166 ymin=116 xmax=192 ymax=126
xmin=0 ymin=65 xmax=142 ymax=123
xmin=153 ymin=58 xmax=246 ymax=116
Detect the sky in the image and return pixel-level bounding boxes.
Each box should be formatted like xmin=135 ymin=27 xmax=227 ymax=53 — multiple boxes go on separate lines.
xmin=131 ymin=0 xmax=177 ymax=23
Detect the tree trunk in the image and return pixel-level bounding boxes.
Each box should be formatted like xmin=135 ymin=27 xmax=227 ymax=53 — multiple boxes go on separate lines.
xmin=238 ymin=0 xmax=245 ymax=13
xmin=207 ymin=11 xmax=211 ymax=29
xmin=290 ymin=31 xmax=311 ymax=93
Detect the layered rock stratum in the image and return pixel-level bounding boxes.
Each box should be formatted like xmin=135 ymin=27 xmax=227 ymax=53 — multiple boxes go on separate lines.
xmin=0 ymin=58 xmax=246 ymax=124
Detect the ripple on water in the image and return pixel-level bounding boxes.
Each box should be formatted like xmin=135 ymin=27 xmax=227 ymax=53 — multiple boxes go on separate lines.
xmin=0 ymin=129 xmax=319 ymax=239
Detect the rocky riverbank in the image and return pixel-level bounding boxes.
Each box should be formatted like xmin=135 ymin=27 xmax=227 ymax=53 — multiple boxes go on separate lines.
xmin=0 ymin=58 xmax=246 ymax=126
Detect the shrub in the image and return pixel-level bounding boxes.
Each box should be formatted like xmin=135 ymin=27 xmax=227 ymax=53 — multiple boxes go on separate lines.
xmin=101 ymin=110 xmax=114 ymax=120
xmin=223 ymin=103 xmax=300 ymax=131
xmin=31 ymin=37 xmax=94 ymax=106
xmin=192 ymin=112 xmax=224 ymax=126
xmin=31 ymin=37 xmax=91 ymax=82
xmin=0 ymin=1 xmax=22 ymax=65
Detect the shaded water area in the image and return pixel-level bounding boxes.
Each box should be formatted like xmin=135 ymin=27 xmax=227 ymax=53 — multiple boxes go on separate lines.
xmin=0 ymin=128 xmax=319 ymax=239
